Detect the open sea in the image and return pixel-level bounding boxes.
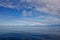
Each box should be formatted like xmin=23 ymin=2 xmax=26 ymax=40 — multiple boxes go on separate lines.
xmin=0 ymin=26 xmax=60 ymax=40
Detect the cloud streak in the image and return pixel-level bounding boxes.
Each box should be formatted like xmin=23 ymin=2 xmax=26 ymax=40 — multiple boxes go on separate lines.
xmin=0 ymin=0 xmax=60 ymax=25
xmin=33 ymin=0 xmax=60 ymax=17
xmin=0 ymin=0 xmax=60 ymax=17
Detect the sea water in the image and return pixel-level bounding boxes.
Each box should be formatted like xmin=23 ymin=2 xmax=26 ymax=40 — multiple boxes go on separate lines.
xmin=0 ymin=26 xmax=60 ymax=40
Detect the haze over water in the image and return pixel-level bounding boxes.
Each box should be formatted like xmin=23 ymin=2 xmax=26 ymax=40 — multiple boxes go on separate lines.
xmin=0 ymin=26 xmax=60 ymax=35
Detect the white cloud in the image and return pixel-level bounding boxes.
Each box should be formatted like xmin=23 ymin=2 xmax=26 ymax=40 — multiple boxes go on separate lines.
xmin=22 ymin=10 xmax=32 ymax=16
xmin=0 ymin=0 xmax=60 ymax=17
xmin=33 ymin=0 xmax=60 ymax=17
xmin=22 ymin=10 xmax=27 ymax=16
xmin=0 ymin=19 xmax=46 ymax=26
xmin=0 ymin=0 xmax=60 ymax=25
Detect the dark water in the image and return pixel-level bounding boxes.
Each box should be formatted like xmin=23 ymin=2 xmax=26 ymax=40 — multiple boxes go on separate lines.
xmin=0 ymin=31 xmax=60 ymax=40
xmin=0 ymin=26 xmax=60 ymax=40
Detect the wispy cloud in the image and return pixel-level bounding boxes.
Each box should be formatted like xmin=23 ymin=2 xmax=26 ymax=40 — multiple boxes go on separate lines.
xmin=0 ymin=0 xmax=60 ymax=25
xmin=33 ymin=0 xmax=60 ymax=17
xmin=0 ymin=0 xmax=60 ymax=17
xmin=22 ymin=10 xmax=27 ymax=16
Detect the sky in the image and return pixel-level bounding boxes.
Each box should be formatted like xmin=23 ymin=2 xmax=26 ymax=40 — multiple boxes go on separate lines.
xmin=0 ymin=0 xmax=60 ymax=26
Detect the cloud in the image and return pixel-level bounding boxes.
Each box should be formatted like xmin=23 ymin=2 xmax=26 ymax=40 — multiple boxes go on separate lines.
xmin=0 ymin=0 xmax=60 ymax=25
xmin=22 ymin=10 xmax=32 ymax=16
xmin=0 ymin=0 xmax=60 ymax=17
xmin=33 ymin=0 xmax=60 ymax=17
xmin=0 ymin=0 xmax=34 ymax=10
xmin=0 ymin=15 xmax=46 ymax=26
xmin=0 ymin=19 xmax=46 ymax=26
xmin=17 ymin=18 xmax=46 ymax=25
xmin=22 ymin=10 xmax=27 ymax=16
xmin=0 ymin=15 xmax=60 ymax=26
xmin=43 ymin=17 xmax=60 ymax=25
xmin=35 ymin=14 xmax=60 ymax=25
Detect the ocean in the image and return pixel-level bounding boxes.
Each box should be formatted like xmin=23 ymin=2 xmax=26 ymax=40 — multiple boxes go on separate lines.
xmin=0 ymin=26 xmax=60 ymax=40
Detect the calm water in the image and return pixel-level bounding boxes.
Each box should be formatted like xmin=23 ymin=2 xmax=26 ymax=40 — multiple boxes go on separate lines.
xmin=0 ymin=26 xmax=60 ymax=40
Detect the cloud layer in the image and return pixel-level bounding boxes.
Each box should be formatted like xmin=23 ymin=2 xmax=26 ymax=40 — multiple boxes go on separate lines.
xmin=0 ymin=0 xmax=60 ymax=25
xmin=0 ymin=0 xmax=60 ymax=17
xmin=34 ymin=0 xmax=60 ymax=17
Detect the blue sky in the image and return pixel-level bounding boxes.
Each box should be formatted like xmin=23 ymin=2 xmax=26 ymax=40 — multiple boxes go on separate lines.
xmin=0 ymin=0 xmax=60 ymax=26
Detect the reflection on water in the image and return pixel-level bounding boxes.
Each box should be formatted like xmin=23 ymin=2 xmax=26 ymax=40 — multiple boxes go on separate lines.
xmin=0 ymin=26 xmax=60 ymax=40
xmin=0 ymin=31 xmax=60 ymax=40
xmin=0 ymin=26 xmax=60 ymax=34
